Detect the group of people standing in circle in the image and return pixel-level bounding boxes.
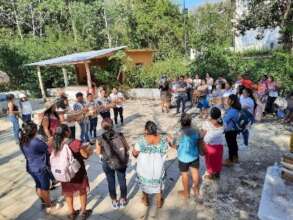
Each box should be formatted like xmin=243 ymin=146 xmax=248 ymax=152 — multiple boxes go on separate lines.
xmin=5 ymin=71 xmax=292 ymax=219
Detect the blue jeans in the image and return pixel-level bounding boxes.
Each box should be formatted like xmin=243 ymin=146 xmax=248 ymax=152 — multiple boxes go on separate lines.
xmin=176 ymin=95 xmax=187 ymax=113
xmin=102 ymin=162 xmax=127 ymax=200
xmin=242 ymin=129 xmax=249 ymax=146
xmin=22 ymin=114 xmax=32 ymax=123
xmin=79 ymin=120 xmax=91 ymax=143
xmin=8 ymin=115 xmax=20 ymax=143
xmin=89 ymin=117 xmax=98 ymax=139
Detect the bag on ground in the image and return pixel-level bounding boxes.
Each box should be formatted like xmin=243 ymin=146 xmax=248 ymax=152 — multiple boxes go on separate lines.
xmin=50 ymin=141 xmax=81 ymax=182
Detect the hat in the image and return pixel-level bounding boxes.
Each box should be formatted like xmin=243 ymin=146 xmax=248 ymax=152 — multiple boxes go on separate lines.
xmin=19 ymin=93 xmax=26 ymax=99
xmin=38 ymin=100 xmax=57 ymax=113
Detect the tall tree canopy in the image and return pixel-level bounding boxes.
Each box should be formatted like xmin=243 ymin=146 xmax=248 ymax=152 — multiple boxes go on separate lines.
xmin=236 ymin=0 xmax=293 ymax=51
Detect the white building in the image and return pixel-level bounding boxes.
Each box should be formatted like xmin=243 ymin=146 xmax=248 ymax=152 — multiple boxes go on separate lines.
xmin=234 ymin=0 xmax=281 ymax=51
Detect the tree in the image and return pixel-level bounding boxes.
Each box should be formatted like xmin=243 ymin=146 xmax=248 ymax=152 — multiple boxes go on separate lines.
xmin=236 ymin=0 xmax=293 ymax=51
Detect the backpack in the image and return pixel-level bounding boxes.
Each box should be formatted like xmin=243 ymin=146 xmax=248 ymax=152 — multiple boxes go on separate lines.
xmin=99 ymin=132 xmax=129 ymax=170
xmin=233 ymin=109 xmax=254 ymax=133
xmin=50 ymin=139 xmax=81 ymax=182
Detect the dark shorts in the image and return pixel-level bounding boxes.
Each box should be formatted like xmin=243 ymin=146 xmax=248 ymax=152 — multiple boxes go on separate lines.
xmin=178 ymin=159 xmax=199 ymax=172
xmin=29 ymin=169 xmax=51 ymax=190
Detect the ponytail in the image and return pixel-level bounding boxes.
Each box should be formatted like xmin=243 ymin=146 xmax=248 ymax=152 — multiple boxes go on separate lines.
xmin=53 ymin=124 xmax=70 ymax=152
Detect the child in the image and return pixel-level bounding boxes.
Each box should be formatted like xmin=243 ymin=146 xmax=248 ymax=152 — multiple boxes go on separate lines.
xmin=168 ymin=113 xmax=201 ymax=200
xmin=87 ymin=93 xmax=98 ymax=142
xmin=201 ymin=107 xmax=224 ymax=179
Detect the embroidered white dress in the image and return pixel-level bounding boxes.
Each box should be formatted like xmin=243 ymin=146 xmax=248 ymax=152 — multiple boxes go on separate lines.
xmin=134 ymin=137 xmax=168 ymax=194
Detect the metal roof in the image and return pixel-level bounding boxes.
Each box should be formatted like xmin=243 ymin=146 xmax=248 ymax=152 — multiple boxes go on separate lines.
xmin=26 ymin=46 xmax=127 ymax=67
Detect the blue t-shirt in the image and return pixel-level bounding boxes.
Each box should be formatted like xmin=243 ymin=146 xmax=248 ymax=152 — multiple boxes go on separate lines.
xmin=21 ymin=137 xmax=49 ymax=173
xmin=176 ymin=128 xmax=199 ymax=163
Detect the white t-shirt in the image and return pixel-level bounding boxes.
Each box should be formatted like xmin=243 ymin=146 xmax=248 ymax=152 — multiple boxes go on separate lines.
xmin=109 ymin=92 xmax=124 ymax=108
xmin=202 ymin=121 xmax=224 ymax=145
xmin=240 ymin=96 xmax=255 ymax=114
xmin=20 ymin=100 xmax=33 ymax=115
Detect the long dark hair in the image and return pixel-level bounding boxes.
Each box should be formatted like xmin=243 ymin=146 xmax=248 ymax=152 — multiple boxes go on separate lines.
xmin=53 ymin=124 xmax=70 ymax=152
xmin=101 ymin=118 xmax=115 ymax=139
xmin=180 ymin=113 xmax=192 ymax=128
xmin=44 ymin=104 xmax=59 ymax=120
xmin=20 ymin=122 xmax=38 ymax=146
xmin=210 ymin=107 xmax=223 ymax=126
xmin=145 ymin=121 xmax=158 ymax=136
xmin=228 ymin=94 xmax=241 ymax=110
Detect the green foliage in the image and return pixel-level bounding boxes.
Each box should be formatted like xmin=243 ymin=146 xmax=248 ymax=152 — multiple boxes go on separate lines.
xmin=126 ymin=58 xmax=189 ymax=88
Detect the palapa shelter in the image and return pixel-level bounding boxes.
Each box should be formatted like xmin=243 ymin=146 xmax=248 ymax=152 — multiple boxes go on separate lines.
xmin=26 ymin=46 xmax=155 ymax=99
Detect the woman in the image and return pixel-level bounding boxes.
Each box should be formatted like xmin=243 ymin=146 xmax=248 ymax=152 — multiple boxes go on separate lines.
xmin=133 ymin=121 xmax=168 ymax=208
xmin=168 ymin=114 xmax=201 ymax=200
xmin=206 ymin=73 xmax=214 ymax=94
xmin=109 ymin=88 xmax=125 ymax=124
xmin=20 ymin=121 xmax=57 ymax=212
xmin=96 ymin=118 xmax=129 ymax=209
xmin=52 ymin=124 xmax=92 ymax=220
xmin=96 ymin=89 xmax=112 ymax=119
xmin=193 ymin=74 xmax=202 ymax=90
xmin=7 ymin=94 xmax=20 ymax=144
xmin=223 ymin=94 xmax=241 ymax=165
xmin=39 ymin=101 xmax=60 ymax=153
xmin=201 ymin=107 xmax=224 ymax=179
xmin=255 ymin=75 xmax=268 ymax=122
xmin=197 ymin=79 xmax=209 ymax=118
xmin=159 ymin=76 xmax=171 ymax=113
xmin=266 ymin=76 xmax=278 ymax=114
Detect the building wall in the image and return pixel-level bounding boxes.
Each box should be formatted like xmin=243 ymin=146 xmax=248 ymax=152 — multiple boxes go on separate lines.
xmin=234 ymin=0 xmax=281 ymax=51
xmin=126 ymin=51 xmax=154 ymax=66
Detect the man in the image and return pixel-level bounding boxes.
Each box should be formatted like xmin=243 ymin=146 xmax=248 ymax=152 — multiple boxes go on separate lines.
xmin=87 ymin=93 xmax=98 ymax=141
xmin=109 ymin=88 xmax=125 ymax=125
xmin=73 ymin=92 xmax=90 ymax=143
xmin=175 ymin=76 xmax=188 ymax=114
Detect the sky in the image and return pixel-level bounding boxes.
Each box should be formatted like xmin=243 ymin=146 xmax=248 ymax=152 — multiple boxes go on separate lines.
xmin=173 ymin=0 xmax=221 ymax=9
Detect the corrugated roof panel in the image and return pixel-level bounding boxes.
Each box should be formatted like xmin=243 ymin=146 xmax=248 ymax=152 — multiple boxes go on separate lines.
xmin=26 ymin=46 xmax=127 ymax=66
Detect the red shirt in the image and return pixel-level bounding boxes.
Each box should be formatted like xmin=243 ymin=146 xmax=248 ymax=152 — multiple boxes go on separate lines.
xmin=241 ymin=79 xmax=253 ymax=90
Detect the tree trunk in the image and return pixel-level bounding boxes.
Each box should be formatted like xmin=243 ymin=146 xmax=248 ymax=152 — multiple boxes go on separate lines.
xmin=12 ymin=1 xmax=23 ymax=40
xmin=103 ymin=8 xmax=112 ymax=48
xmin=30 ymin=4 xmax=36 ymax=38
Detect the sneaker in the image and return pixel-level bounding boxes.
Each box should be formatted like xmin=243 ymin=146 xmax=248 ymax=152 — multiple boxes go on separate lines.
xmin=119 ymin=198 xmax=127 ymax=209
xmin=111 ymin=200 xmax=119 ymax=210
xmin=80 ymin=209 xmax=92 ymax=220
xmin=67 ymin=210 xmax=80 ymax=220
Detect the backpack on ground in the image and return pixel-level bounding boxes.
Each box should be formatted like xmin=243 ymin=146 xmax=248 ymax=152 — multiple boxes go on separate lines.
xmin=233 ymin=109 xmax=254 ymax=133
xmin=50 ymin=139 xmax=81 ymax=182
xmin=99 ymin=132 xmax=129 ymax=170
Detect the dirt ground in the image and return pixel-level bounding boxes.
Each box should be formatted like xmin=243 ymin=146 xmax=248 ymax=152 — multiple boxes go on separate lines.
xmin=0 ymin=99 xmax=291 ymax=220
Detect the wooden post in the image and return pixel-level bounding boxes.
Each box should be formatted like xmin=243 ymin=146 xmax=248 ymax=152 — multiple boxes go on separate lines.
xmin=37 ymin=66 xmax=46 ymax=100
xmin=62 ymin=67 xmax=69 ymax=87
xmin=84 ymin=62 xmax=92 ymax=91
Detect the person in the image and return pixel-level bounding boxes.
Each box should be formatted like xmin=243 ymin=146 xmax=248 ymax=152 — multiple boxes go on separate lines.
xmin=109 ymin=88 xmax=125 ymax=124
xmin=73 ymin=92 xmax=90 ymax=143
xmin=185 ymin=75 xmax=193 ymax=102
xmin=206 ymin=73 xmax=214 ymax=94
xmin=56 ymin=95 xmax=77 ymax=139
xmin=201 ymin=107 xmax=224 ymax=179
xmin=52 ymin=124 xmax=92 ymax=220
xmin=96 ymin=118 xmax=129 ymax=209
xmin=19 ymin=122 xmax=58 ymax=212
xmin=222 ymin=82 xmax=235 ymax=109
xmin=87 ymin=82 xmax=97 ymax=98
xmin=158 ymin=76 xmax=171 ymax=113
xmin=265 ymin=76 xmax=279 ymax=114
xmin=96 ymin=88 xmax=112 ymax=119
xmin=240 ymin=73 xmax=253 ymax=91
xmin=7 ymin=94 xmax=20 ymax=144
xmin=255 ymin=75 xmax=268 ymax=122
xmin=38 ymin=101 xmax=60 ymax=152
xmin=223 ymin=94 xmax=241 ymax=166
xmin=285 ymin=92 xmax=293 ymax=123
xmin=86 ymin=93 xmax=98 ymax=141
xmin=239 ymin=88 xmax=255 ymax=148
xmin=19 ymin=93 xmax=33 ymax=123
xmin=133 ymin=121 xmax=168 ymax=208
xmin=197 ymin=79 xmax=209 ymax=118
xmin=168 ymin=113 xmax=201 ymax=200
xmin=175 ymin=76 xmax=188 ymax=114
xmin=193 ymin=74 xmax=202 ymax=90
xmin=215 ymin=75 xmax=227 ymax=88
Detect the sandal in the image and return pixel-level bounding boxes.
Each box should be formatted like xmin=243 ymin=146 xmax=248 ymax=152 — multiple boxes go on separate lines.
xmin=80 ymin=209 xmax=92 ymax=220
xmin=67 ymin=210 xmax=80 ymax=220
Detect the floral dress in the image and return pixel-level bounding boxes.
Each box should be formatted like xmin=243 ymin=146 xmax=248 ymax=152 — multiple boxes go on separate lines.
xmin=134 ymin=136 xmax=168 ymax=194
